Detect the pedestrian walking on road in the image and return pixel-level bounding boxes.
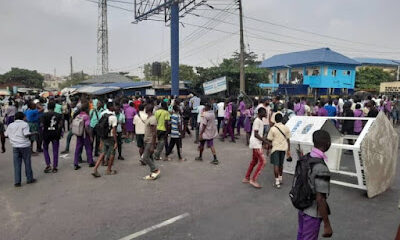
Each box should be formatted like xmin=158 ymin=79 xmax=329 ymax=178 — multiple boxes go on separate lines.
xmin=41 ymin=101 xmax=63 ymax=173
xmin=0 ymin=120 xmax=5 ymax=153
xmin=133 ymin=104 xmax=148 ymax=165
xmin=92 ymin=102 xmax=118 ymax=177
xmin=153 ymin=101 xmax=170 ymax=161
xmin=196 ymin=103 xmax=219 ymax=165
xmin=295 ymin=130 xmax=333 ymax=240
xmin=89 ymin=99 xmax=103 ymax=156
xmin=5 ymin=112 xmax=37 ymax=187
xmin=115 ymin=103 xmax=126 ymax=160
xmin=142 ymin=104 xmax=160 ymax=180
xmin=267 ymin=113 xmax=291 ymax=189
xmin=73 ymin=103 xmax=95 ymax=170
xmin=165 ymin=105 xmax=185 ymax=161
xmin=242 ymin=107 xmax=266 ymax=188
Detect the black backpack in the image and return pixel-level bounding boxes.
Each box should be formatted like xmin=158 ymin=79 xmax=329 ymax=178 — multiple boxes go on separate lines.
xmin=97 ymin=114 xmax=111 ymax=139
xmin=282 ymin=113 xmax=290 ymax=124
xmin=289 ymin=153 xmax=326 ymax=210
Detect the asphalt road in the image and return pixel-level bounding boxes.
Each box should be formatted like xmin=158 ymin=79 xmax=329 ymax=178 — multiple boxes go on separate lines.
xmin=0 ymin=131 xmax=399 ymax=240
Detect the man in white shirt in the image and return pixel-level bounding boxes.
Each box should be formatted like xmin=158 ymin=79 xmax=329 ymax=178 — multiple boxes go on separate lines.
xmin=5 ymin=112 xmax=37 ymax=187
xmin=189 ymin=94 xmax=201 ymax=130
xmin=242 ymin=107 xmax=267 ymax=189
xmin=195 ymin=103 xmax=205 ymax=144
xmin=216 ymin=100 xmax=225 ymax=133
xmin=133 ymin=104 xmax=148 ymax=165
xmin=267 ymin=113 xmax=291 ymax=189
xmin=92 ymin=102 xmax=118 ymax=178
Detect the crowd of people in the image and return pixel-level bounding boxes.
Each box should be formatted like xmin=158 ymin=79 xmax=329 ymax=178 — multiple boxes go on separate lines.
xmin=0 ymin=92 xmax=397 ymax=239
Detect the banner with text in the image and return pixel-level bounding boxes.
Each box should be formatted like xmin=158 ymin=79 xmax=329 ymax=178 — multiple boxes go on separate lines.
xmin=203 ymin=76 xmax=227 ymax=95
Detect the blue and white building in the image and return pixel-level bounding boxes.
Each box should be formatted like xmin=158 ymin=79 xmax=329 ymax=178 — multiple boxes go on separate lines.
xmin=259 ymin=48 xmax=360 ymax=95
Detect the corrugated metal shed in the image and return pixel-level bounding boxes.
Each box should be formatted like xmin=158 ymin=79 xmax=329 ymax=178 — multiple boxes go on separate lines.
xmin=353 ymin=58 xmax=400 ymax=67
xmin=260 ymin=48 xmax=360 ymax=69
xmin=74 ymin=81 xmax=153 ymax=95
xmin=81 ymin=73 xmax=134 ymax=84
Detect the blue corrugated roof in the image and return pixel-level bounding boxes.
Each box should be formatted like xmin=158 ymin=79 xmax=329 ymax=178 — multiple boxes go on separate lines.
xmin=260 ymin=48 xmax=360 ymax=69
xmin=353 ymin=58 xmax=400 ymax=67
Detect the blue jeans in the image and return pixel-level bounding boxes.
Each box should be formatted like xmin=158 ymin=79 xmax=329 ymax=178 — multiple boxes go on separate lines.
xmin=13 ymin=147 xmax=33 ymax=184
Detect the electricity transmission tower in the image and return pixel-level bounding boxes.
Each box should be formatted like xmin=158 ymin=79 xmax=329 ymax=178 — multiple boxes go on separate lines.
xmin=97 ymin=0 xmax=109 ymax=75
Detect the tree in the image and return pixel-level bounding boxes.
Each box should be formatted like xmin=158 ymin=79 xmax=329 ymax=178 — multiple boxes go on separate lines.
xmin=1 ymin=68 xmax=44 ymax=88
xmin=143 ymin=62 xmax=198 ymax=84
xmin=356 ymin=67 xmax=393 ymax=91
xmin=193 ymin=51 xmax=269 ymax=96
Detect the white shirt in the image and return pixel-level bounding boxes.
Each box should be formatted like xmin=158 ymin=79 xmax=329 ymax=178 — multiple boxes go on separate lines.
xmin=249 ymin=118 xmax=264 ymax=149
xmin=133 ymin=111 xmax=148 ymax=135
xmin=197 ymin=105 xmax=205 ymax=123
xmin=5 ymin=120 xmax=31 ymax=148
xmin=304 ymin=105 xmax=311 ymax=115
xmin=217 ymin=102 xmax=225 ymax=118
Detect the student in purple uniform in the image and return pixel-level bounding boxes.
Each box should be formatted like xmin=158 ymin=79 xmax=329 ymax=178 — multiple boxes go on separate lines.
xmin=41 ymin=101 xmax=63 ymax=173
xmin=74 ymin=103 xmax=95 ymax=170
xmin=297 ymin=130 xmax=333 ymax=240
xmin=353 ymin=104 xmax=364 ymax=135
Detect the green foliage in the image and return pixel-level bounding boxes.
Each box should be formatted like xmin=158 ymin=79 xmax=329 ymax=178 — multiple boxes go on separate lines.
xmin=356 ymin=67 xmax=393 ymax=91
xmin=143 ymin=62 xmax=198 ymax=84
xmin=192 ymin=51 xmax=269 ymax=96
xmin=1 ymin=68 xmax=44 ymax=88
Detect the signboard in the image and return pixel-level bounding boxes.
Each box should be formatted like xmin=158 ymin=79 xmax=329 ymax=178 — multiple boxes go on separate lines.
xmin=285 ymin=116 xmax=327 ymax=143
xmin=380 ymin=81 xmax=400 ymax=93
xmin=203 ymin=76 xmax=227 ymax=95
xmin=145 ymin=89 xmax=155 ymax=96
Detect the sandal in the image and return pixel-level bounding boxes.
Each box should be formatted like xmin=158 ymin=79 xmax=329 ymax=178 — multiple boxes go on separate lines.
xmin=143 ymin=170 xmax=160 ymax=180
xmin=105 ymin=170 xmax=117 ymax=175
xmin=250 ymin=180 xmax=262 ymax=189
xmin=92 ymin=172 xmax=101 ymax=178
xmin=273 ymin=182 xmax=281 ymax=189
xmin=242 ymin=178 xmax=250 ymax=184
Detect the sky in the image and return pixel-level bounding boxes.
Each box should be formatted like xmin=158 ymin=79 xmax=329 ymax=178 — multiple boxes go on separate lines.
xmin=0 ymin=0 xmax=399 ymax=77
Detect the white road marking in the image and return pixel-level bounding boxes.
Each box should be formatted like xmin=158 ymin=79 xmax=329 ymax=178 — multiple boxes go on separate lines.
xmin=118 ymin=213 xmax=190 ymax=240
xmin=60 ymin=154 xmax=69 ymax=159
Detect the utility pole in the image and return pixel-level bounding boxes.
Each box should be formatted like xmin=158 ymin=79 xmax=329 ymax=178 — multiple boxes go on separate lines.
xmin=97 ymin=0 xmax=109 ymax=75
xmin=238 ymin=0 xmax=245 ymax=93
xmin=70 ymin=56 xmax=73 ymax=85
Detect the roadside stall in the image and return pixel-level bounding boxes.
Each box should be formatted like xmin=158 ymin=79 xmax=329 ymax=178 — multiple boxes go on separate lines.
xmin=284 ymin=112 xmax=398 ymax=198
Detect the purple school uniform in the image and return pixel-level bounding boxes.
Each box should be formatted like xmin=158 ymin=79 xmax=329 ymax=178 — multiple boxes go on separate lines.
xmin=317 ymin=107 xmax=328 ymax=116
xmin=294 ymin=103 xmax=305 ymax=116
xmin=354 ymin=109 xmax=363 ymax=134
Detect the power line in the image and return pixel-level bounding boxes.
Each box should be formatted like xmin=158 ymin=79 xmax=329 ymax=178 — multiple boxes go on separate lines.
xmin=196 ymin=7 xmax=399 ymax=51
xmin=187 ymin=14 xmax=400 ymax=55
xmin=81 ymin=0 xmax=133 ymax=12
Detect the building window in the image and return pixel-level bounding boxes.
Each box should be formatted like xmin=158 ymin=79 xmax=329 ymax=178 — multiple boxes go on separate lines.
xmin=324 ymin=67 xmax=328 ymax=76
xmin=332 ymin=70 xmax=337 ymax=77
xmin=312 ymin=69 xmax=320 ymax=76
xmin=343 ymin=70 xmax=351 ymax=76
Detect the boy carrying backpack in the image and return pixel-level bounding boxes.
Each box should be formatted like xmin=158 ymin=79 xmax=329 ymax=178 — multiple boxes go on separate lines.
xmin=290 ymin=130 xmax=332 ymax=240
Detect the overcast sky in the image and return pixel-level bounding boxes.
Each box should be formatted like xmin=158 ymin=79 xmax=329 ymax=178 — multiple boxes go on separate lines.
xmin=1 ymin=0 xmax=399 ymax=77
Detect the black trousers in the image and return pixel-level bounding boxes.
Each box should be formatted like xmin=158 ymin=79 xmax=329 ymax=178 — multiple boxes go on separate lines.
xmin=117 ymin=132 xmax=123 ymax=157
xmin=166 ymin=138 xmax=182 ymax=159
xmin=91 ymin=127 xmax=101 ymax=156
xmin=217 ymin=117 xmax=224 ymax=133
